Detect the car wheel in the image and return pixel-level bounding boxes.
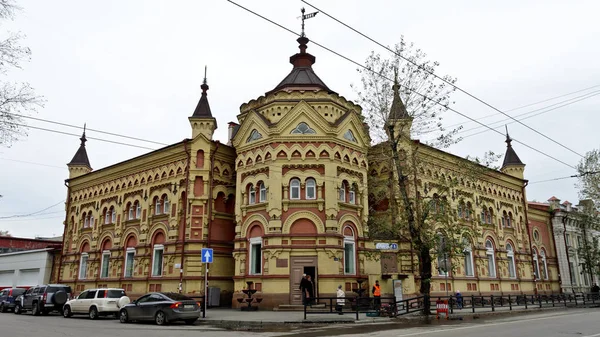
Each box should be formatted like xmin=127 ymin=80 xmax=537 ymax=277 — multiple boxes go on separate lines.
xmin=154 ymin=311 xmax=167 ymax=326
xmin=184 ymin=318 xmax=197 ymax=325
xmin=89 ymin=307 xmax=98 ymax=320
xmin=63 ymin=305 xmax=72 ymax=318
xmin=32 ymin=302 xmax=40 ymax=316
xmin=119 ymin=309 xmax=128 ymax=323
xmin=13 ymin=303 xmax=21 ymax=315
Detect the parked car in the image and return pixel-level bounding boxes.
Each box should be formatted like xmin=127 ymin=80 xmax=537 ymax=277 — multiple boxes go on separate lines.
xmin=63 ymin=288 xmax=130 ymax=320
xmin=119 ymin=292 xmax=201 ymax=325
xmin=14 ymin=284 xmax=72 ymax=316
xmin=0 ymin=288 xmax=26 ymax=313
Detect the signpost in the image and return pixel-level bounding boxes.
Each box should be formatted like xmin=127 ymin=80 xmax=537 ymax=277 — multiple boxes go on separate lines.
xmin=201 ymin=248 xmax=213 ymax=317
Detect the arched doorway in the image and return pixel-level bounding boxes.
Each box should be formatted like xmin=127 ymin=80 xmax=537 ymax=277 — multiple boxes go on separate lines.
xmin=289 ymin=218 xmax=318 ymax=305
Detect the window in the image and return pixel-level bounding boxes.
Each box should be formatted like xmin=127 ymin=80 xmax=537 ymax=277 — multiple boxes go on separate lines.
xmin=343 ymin=129 xmax=357 ymax=142
xmin=306 ymin=178 xmax=316 ymax=200
xmin=85 ymin=290 xmax=97 ymax=299
xmin=577 ymin=236 xmax=583 ymax=249
xmin=246 ymin=129 xmax=262 ymax=142
xmin=79 ymin=253 xmax=88 ymax=280
xmin=507 ymin=243 xmax=516 ymax=278
xmin=128 ymin=203 xmax=134 ymax=220
xmin=339 ymin=182 xmax=346 ymax=202
xmin=465 ymin=202 xmax=472 ymax=220
xmin=349 ymin=185 xmax=356 ymax=204
xmin=83 ymin=212 xmax=89 ymax=228
xmin=104 ymin=208 xmax=110 ymax=224
xmin=566 ymin=234 xmax=571 ymax=246
xmin=457 ymin=204 xmax=464 ymax=218
xmin=290 ymin=122 xmax=316 ymax=134
xmin=344 ymin=229 xmax=356 ymax=275
xmin=136 ymin=202 xmax=141 ymax=220
xmin=464 ymin=242 xmax=474 ymax=277
xmin=124 ymin=248 xmax=135 ymax=278
xmin=155 ymin=197 xmax=162 ymax=215
xmin=480 ymin=210 xmax=486 ymax=223
xmin=110 ymin=207 xmax=115 ymax=223
xmin=437 ymin=234 xmax=448 ymax=276
xmin=259 ymin=183 xmax=267 ymax=202
xmin=487 ymin=208 xmax=493 ymax=224
xmin=290 ymin=179 xmax=300 ymax=200
xmin=533 ymin=230 xmax=540 ymax=242
xmin=101 ymin=251 xmax=110 ymax=278
xmin=152 ymin=245 xmax=164 ymax=276
xmin=163 ymin=196 xmax=169 ymax=214
xmin=501 ymin=211 xmax=507 ymax=227
xmin=507 ymin=212 xmax=513 ymax=227
xmin=569 ymin=261 xmax=577 ymax=285
xmin=248 ymin=184 xmax=256 ymax=204
xmin=540 ymin=250 xmax=548 ymax=280
xmin=89 ymin=214 xmax=94 ymax=227
xmin=250 ymin=237 xmax=262 ymax=275
xmin=532 ymin=248 xmax=540 ymax=280
xmin=486 ymin=239 xmax=496 ymax=277
xmin=78 ymin=291 xmax=89 ymax=299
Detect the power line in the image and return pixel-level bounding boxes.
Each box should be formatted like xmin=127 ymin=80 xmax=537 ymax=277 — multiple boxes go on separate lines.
xmin=226 ymin=0 xmax=578 ymax=171
xmin=0 ymin=211 xmax=64 ymax=221
xmin=0 ymin=215 xmax=64 ymax=222
xmin=5 ymin=112 xmax=168 ymax=146
xmin=301 ymin=0 xmax=585 ymax=159
xmin=0 ymin=200 xmax=64 ymax=219
xmin=529 ymin=171 xmax=600 ymax=185
xmin=0 ymin=157 xmax=65 ymax=169
xmin=7 ymin=122 xmax=157 ymax=150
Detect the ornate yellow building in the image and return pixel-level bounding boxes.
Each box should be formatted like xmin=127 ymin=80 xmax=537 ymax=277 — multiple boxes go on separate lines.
xmin=58 ymin=34 xmax=559 ymax=309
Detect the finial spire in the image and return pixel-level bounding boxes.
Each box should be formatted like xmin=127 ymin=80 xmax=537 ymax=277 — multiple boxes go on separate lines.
xmin=191 ymin=65 xmax=213 ymax=118
xmin=80 ymin=123 xmax=87 ymax=145
xmin=200 ymin=65 xmax=209 ymax=94
xmin=299 ymin=7 xmax=318 ymax=38
xmin=501 ymin=125 xmax=524 ymax=168
xmin=505 ymin=125 xmax=512 ymax=144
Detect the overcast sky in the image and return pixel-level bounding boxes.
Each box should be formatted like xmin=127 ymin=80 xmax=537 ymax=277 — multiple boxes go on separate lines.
xmin=1 ymin=0 xmax=598 ymax=238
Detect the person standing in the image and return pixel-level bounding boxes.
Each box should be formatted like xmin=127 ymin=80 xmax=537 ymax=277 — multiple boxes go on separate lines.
xmin=336 ymin=285 xmax=345 ymax=315
xmin=306 ymin=275 xmax=315 ymax=305
xmin=372 ymin=280 xmax=381 ymax=309
xmin=455 ymin=290 xmax=463 ymax=309
xmin=299 ymin=274 xmax=309 ymax=305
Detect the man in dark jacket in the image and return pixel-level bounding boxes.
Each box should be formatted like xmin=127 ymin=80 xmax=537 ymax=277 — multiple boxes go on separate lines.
xmin=299 ymin=274 xmax=310 ymax=305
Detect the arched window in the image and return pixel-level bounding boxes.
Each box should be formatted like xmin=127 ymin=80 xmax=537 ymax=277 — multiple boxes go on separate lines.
xmin=463 ymin=240 xmax=474 ymax=277
xmin=88 ymin=214 xmax=94 ymax=228
xmin=83 ymin=212 xmax=89 ymax=228
xmin=248 ymin=184 xmax=256 ymax=204
xmin=532 ymin=248 xmax=540 ymax=280
xmin=155 ymin=196 xmax=162 ymax=215
xmin=124 ymin=235 xmax=137 ymax=278
xmin=162 ymin=195 xmax=169 ymax=214
xmin=540 ymin=249 xmax=548 ymax=280
xmin=343 ymin=226 xmax=356 ymax=275
xmin=486 ymin=239 xmax=496 ymax=277
xmin=127 ymin=203 xmax=134 ymax=220
xmin=507 ymin=243 xmax=516 ymax=278
xmin=437 ymin=234 xmax=449 ymax=277
xmin=135 ymin=201 xmax=141 ymax=220
xmin=466 ymin=202 xmax=472 ymax=220
xmin=507 ymin=212 xmax=513 ymax=228
xmin=248 ymin=225 xmax=263 ymax=275
xmin=339 ymin=181 xmax=347 ymax=202
xmin=457 ymin=203 xmax=464 ymax=218
xmin=151 ymin=232 xmax=165 ymax=277
xmin=259 ymin=182 xmax=267 ymax=202
xmin=349 ymin=183 xmax=356 ymax=204
xmin=487 ymin=207 xmax=493 ymax=224
xmin=502 ymin=211 xmax=507 ymax=227
xmin=306 ymin=178 xmax=316 ymax=200
xmin=103 ymin=208 xmax=110 ymax=224
xmin=290 ymin=179 xmax=300 ymax=200
xmin=480 ymin=209 xmax=486 ymax=223
xmin=79 ymin=253 xmax=88 ymax=279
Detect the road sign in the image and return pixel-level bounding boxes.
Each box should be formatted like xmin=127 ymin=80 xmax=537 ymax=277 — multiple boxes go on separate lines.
xmin=201 ymin=248 xmax=213 ymax=263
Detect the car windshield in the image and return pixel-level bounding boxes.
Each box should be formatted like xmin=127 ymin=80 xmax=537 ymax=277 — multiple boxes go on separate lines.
xmin=12 ymin=289 xmax=25 ymax=296
xmin=47 ymin=286 xmax=72 ymax=293
xmin=107 ymin=290 xmax=126 ymax=298
xmin=162 ymin=293 xmax=192 ymax=301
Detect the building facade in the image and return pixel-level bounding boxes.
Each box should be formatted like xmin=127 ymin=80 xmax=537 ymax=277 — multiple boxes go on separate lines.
xmin=57 ymin=34 xmax=561 ymax=308
xmin=530 ymin=198 xmax=600 ymax=293
xmin=0 ymin=248 xmax=57 ymax=290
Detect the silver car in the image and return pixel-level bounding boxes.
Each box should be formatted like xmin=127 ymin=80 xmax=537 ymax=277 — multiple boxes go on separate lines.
xmin=119 ymin=292 xmax=201 ymax=325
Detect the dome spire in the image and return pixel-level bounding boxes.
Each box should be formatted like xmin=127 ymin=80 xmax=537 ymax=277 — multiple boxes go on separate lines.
xmin=191 ymin=65 xmax=213 ymax=118
xmin=389 ymin=67 xmax=410 ymax=120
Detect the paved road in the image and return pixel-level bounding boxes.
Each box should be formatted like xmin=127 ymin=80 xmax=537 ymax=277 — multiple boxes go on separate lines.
xmin=1 ymin=308 xmax=599 ymax=337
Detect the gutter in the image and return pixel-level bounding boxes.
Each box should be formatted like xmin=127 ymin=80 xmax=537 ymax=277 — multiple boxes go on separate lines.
xmin=207 ymin=141 xmax=220 ymax=248
xmin=56 ymin=180 xmax=71 ymax=284
xmin=179 ymin=139 xmax=191 ymax=290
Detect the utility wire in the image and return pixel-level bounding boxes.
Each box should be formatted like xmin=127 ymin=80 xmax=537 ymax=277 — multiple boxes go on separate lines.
xmin=226 ymin=0 xmax=578 ymax=170
xmin=7 ymin=122 xmax=157 ymax=150
xmin=0 ymin=211 xmax=64 ymax=221
xmin=0 ymin=200 xmax=64 ymax=219
xmin=0 ymin=157 xmax=65 ymax=169
xmin=0 ymin=215 xmax=64 ymax=222
xmin=5 ymin=112 xmax=168 ymax=146
xmin=529 ymin=171 xmax=600 ymax=185
xmin=301 ymin=0 xmax=585 ymax=159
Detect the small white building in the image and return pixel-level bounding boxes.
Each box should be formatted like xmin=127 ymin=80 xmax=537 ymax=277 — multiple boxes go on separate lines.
xmin=0 ymin=248 xmax=56 ymax=289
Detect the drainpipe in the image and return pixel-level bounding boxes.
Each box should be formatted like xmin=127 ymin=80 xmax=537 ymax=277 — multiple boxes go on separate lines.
xmin=562 ymin=215 xmax=574 ymax=293
xmin=521 ymin=181 xmax=537 ymax=294
xmin=207 ymin=141 xmax=220 ymax=249
xmin=57 ymin=180 xmax=71 ymax=284
xmin=179 ymin=139 xmax=191 ymax=291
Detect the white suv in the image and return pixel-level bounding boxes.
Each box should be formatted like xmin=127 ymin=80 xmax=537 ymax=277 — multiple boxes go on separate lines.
xmin=63 ymin=288 xmax=130 ymax=320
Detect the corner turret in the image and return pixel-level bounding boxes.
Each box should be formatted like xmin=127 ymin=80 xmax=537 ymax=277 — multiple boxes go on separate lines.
xmin=189 ymin=66 xmax=217 ymax=140
xmin=67 ymin=126 xmax=92 ymax=179
xmin=500 ymin=128 xmax=525 ymax=180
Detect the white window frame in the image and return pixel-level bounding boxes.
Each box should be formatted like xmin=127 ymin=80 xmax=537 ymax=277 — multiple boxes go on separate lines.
xmin=152 ymin=244 xmax=164 ymax=277
xmin=344 ymin=236 xmax=356 ymax=275
xmin=507 ymin=243 xmax=516 ymax=278
xmin=486 ymin=240 xmax=496 ymax=278
xmin=259 ymin=183 xmax=267 ymax=202
xmin=339 ymin=183 xmax=346 ymax=202
xmin=306 ymin=179 xmax=316 ymax=200
xmin=540 ymin=250 xmax=548 ymax=280
xmin=124 ymin=248 xmax=135 ymax=278
xmin=84 ymin=214 xmax=89 ymax=228
xmin=248 ymin=184 xmax=256 ymax=204
xmin=464 ymin=245 xmax=474 ymax=277
xmin=136 ymin=202 xmax=141 ymax=220
xmin=249 ymin=237 xmax=262 ymax=275
xmin=163 ymin=197 xmax=169 ymax=214
xmin=79 ymin=253 xmax=88 ymax=280
xmin=89 ymin=215 xmax=94 ymax=227
xmin=349 ymin=187 xmax=356 ymax=204
xmin=101 ymin=250 xmax=110 ymax=278
xmin=111 ymin=208 xmax=116 ymax=223
xmin=104 ymin=209 xmax=110 ymax=224
xmin=128 ymin=205 xmax=134 ymax=220
xmin=290 ymin=179 xmax=300 ymax=200
xmin=155 ymin=198 xmax=162 ymax=215
xmin=533 ymin=248 xmax=540 ymax=280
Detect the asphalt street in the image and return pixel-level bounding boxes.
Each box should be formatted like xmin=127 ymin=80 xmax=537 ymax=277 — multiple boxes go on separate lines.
xmin=1 ymin=308 xmax=599 ymax=337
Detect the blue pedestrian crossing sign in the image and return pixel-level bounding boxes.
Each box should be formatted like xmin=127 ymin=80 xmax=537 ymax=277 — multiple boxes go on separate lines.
xmin=201 ymin=248 xmax=213 ymax=263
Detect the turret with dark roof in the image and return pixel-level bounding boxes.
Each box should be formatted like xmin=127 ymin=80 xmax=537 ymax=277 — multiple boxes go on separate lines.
xmin=67 ymin=126 xmax=92 ymax=179
xmin=191 ymin=66 xmax=213 ymax=118
xmin=500 ymin=129 xmax=525 ymax=179
xmin=189 ymin=67 xmax=217 ymax=140
xmin=389 ymin=73 xmax=410 ymax=121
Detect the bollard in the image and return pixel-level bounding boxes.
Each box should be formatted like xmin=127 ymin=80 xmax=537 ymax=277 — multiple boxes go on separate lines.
xmin=491 ymin=295 xmax=495 ymax=312
xmin=471 ymin=295 xmax=475 ymax=313
xmin=509 ymin=294 xmax=512 ymax=311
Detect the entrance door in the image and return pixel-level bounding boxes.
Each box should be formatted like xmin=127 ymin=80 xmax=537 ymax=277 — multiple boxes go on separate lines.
xmin=289 ymin=256 xmax=318 ymax=305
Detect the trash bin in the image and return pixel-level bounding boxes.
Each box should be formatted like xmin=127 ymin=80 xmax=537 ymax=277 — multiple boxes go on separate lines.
xmin=207 ymin=287 xmax=220 ymax=307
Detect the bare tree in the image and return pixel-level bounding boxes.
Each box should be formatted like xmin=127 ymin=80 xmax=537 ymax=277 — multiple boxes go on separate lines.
xmin=0 ymin=229 xmax=10 ymax=236
xmin=0 ymin=0 xmax=44 ymax=147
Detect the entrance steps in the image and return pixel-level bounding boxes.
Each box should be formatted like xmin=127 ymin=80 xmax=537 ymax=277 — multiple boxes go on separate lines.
xmin=274 ymin=304 xmax=327 ymax=311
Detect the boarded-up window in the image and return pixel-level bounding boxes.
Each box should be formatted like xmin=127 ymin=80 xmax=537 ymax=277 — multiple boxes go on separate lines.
xmin=381 ymin=253 xmax=398 ymax=274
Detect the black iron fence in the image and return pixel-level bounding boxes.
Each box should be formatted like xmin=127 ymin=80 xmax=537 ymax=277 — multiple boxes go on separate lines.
xmin=303 ymin=292 xmax=600 ymax=320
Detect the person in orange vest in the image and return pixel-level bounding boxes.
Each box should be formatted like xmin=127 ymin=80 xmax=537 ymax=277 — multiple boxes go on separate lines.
xmin=372 ymin=280 xmax=381 ymax=309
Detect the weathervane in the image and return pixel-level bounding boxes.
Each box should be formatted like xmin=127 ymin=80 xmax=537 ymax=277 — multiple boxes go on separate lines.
xmin=203 ymin=65 xmax=207 ymax=85
xmin=299 ymin=7 xmax=318 ymax=37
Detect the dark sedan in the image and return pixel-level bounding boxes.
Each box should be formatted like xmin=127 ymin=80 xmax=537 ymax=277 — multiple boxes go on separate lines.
xmin=119 ymin=292 xmax=201 ymax=325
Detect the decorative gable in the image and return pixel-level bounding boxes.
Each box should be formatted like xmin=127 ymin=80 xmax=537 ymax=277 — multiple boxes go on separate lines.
xmin=246 ymin=129 xmax=262 ymax=143
xmin=290 ymin=122 xmax=316 ymax=135
xmin=344 ymin=130 xmax=357 ymax=142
